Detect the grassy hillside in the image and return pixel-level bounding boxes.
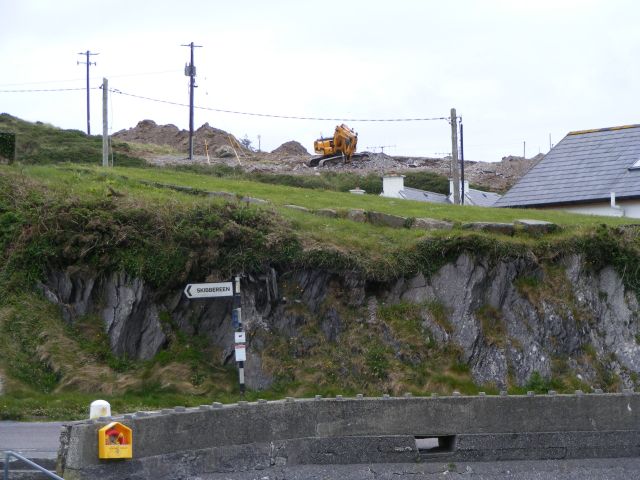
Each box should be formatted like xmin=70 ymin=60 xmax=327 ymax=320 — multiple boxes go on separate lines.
xmin=0 ymin=113 xmax=147 ymax=166
xmin=1 ymin=117 xmax=639 ymax=420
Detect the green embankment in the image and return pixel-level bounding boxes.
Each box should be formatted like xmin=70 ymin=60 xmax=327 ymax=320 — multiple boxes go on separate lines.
xmin=1 ymin=116 xmax=639 ymax=420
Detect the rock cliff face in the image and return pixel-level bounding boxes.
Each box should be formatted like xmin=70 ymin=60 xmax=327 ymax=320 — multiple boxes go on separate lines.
xmin=41 ymin=254 xmax=640 ymax=390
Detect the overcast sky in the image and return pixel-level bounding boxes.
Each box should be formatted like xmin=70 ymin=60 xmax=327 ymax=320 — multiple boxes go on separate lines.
xmin=1 ymin=0 xmax=638 ymax=162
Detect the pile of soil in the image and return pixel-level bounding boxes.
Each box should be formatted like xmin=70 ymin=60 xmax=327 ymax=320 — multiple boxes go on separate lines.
xmin=114 ymin=119 xmax=543 ymax=192
xmin=113 ymin=120 xmax=248 ymax=157
xmin=270 ymin=141 xmax=309 ymax=156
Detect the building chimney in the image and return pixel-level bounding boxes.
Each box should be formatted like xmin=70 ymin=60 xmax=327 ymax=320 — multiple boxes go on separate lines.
xmin=381 ymin=176 xmax=405 ymax=198
xmin=449 ymin=180 xmax=470 ymax=202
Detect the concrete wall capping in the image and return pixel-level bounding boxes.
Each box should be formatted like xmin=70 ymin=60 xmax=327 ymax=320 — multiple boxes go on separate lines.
xmin=548 ymin=390 xmax=557 ymax=396
xmin=173 ymin=406 xmax=186 ymax=412
xmin=212 ymin=402 xmax=223 ymax=408
xmin=314 ymin=395 xmax=323 ymax=400
xmin=575 ymin=390 xmax=584 ymax=396
xmin=258 ymin=399 xmax=268 ymax=404
xmin=285 ymin=396 xmax=295 ymax=402
xmin=594 ymin=388 xmax=604 ymax=394
xmin=478 ymin=392 xmax=486 ymax=396
xmin=500 ymin=390 xmax=508 ymax=396
xmin=336 ymin=395 xmax=344 ymax=400
xmin=452 ymin=391 xmax=461 ymax=397
xmin=527 ymin=391 xmax=535 ymax=397
xmin=404 ymin=392 xmax=413 ymax=397
xmin=356 ymin=393 xmax=364 ymax=399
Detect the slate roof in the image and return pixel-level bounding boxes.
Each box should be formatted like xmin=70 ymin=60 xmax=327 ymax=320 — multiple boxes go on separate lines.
xmin=495 ymin=124 xmax=640 ymax=208
xmin=398 ymin=186 xmax=501 ymax=207
xmin=466 ymin=189 xmax=502 ymax=207
xmin=399 ymin=187 xmax=450 ymax=204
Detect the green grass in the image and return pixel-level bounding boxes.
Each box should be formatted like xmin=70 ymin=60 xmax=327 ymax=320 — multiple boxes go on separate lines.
xmin=3 ymin=135 xmax=640 ymax=419
xmin=10 ymin=163 xmax=636 ymax=228
xmin=0 ymin=114 xmax=146 ymax=166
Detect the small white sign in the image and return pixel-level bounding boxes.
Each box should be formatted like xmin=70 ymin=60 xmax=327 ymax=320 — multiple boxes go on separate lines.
xmin=235 ymin=343 xmax=247 ymax=362
xmin=235 ymin=331 xmax=246 ymax=362
xmin=184 ymin=282 xmax=233 ymax=299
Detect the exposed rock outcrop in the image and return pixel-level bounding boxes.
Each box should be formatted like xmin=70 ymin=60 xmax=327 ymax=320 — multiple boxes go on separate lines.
xmin=41 ymin=254 xmax=640 ymax=390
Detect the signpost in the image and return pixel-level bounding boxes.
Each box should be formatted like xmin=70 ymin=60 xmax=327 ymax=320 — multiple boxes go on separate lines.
xmin=183 ymin=277 xmax=246 ymax=396
xmin=184 ymin=282 xmax=233 ymax=299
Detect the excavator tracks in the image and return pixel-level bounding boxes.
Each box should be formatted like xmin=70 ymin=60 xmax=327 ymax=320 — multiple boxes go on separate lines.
xmin=308 ymin=152 xmax=369 ymax=167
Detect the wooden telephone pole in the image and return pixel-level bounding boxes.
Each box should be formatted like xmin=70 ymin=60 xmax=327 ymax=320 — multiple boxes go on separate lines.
xmin=182 ymin=42 xmax=202 ymax=160
xmin=77 ymin=50 xmax=98 ymax=135
xmin=450 ymin=108 xmax=460 ymax=205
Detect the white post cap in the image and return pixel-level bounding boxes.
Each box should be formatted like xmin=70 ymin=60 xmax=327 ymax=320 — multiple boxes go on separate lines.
xmin=89 ymin=399 xmax=111 ymax=419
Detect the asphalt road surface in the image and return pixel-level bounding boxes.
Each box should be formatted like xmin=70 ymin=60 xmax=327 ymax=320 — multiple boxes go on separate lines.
xmin=0 ymin=421 xmax=63 ymax=459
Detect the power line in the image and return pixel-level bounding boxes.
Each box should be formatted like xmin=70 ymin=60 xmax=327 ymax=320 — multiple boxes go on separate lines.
xmin=0 ymin=87 xmax=93 ymax=92
xmin=108 ymin=87 xmax=448 ymax=122
xmin=0 ymin=70 xmax=181 ymax=88
xmin=0 ymin=78 xmax=85 ymax=87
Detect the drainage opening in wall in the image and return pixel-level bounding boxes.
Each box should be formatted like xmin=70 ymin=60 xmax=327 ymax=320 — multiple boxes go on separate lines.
xmin=415 ymin=436 xmax=456 ymax=454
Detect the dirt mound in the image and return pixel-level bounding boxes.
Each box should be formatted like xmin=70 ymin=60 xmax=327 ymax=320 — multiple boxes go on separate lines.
xmin=113 ymin=120 xmax=247 ymax=157
xmin=271 ymin=141 xmax=309 ymax=156
xmin=113 ymin=119 xmax=541 ymax=192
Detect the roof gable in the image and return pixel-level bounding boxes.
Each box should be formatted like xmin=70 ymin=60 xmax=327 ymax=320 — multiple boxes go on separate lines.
xmin=495 ymin=124 xmax=640 ymax=208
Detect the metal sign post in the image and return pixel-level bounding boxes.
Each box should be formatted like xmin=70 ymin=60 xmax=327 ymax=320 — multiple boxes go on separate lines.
xmin=183 ymin=278 xmax=246 ymax=396
xmin=232 ymin=276 xmax=246 ymax=396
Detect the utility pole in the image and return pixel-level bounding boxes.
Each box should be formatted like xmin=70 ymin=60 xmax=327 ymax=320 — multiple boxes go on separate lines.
xmin=77 ymin=50 xmax=98 ymax=135
xmin=102 ymin=78 xmax=109 ymax=167
xmin=257 ymin=135 xmax=261 ymax=153
xmin=523 ymin=141 xmax=526 ymax=159
xmin=459 ymin=119 xmax=465 ymax=205
xmin=182 ymin=42 xmax=202 ymax=160
xmin=450 ymin=108 xmax=460 ymax=205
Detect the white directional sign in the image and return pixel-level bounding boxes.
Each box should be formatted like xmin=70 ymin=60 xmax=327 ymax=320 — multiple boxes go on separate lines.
xmin=234 ymin=331 xmax=247 ymax=362
xmin=184 ymin=282 xmax=233 ymax=299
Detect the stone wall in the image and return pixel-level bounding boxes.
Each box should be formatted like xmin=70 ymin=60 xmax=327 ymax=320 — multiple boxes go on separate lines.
xmin=58 ymin=392 xmax=640 ymax=479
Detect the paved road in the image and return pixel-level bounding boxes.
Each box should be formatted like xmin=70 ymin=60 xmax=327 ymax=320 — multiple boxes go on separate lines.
xmin=0 ymin=421 xmax=63 ymax=459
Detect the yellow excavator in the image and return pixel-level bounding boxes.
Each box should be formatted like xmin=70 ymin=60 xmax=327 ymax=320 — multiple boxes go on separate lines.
xmin=308 ymin=124 xmax=366 ymax=167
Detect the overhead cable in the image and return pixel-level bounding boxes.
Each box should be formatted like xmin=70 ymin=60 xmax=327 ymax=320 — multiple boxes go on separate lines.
xmin=107 ymin=88 xmax=448 ymax=122
xmin=0 ymin=87 xmax=96 ymax=93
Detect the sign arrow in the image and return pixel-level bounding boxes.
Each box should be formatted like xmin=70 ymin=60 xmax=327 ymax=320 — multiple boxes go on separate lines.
xmin=184 ymin=282 xmax=234 ymax=299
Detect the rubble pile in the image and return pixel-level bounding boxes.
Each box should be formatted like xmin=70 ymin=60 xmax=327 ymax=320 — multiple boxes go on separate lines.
xmin=114 ymin=120 xmax=543 ymax=192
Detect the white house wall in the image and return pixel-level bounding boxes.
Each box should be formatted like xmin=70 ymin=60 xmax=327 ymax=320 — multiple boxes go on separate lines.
xmin=540 ymin=200 xmax=640 ymax=218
